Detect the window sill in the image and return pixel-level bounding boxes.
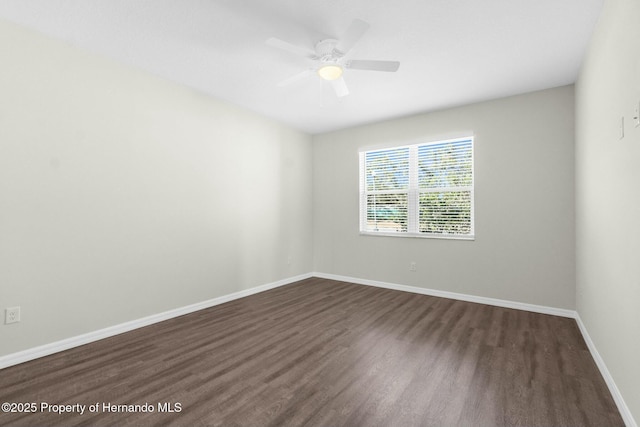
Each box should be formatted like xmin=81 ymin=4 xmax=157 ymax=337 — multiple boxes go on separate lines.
xmin=359 ymin=231 xmax=475 ymax=241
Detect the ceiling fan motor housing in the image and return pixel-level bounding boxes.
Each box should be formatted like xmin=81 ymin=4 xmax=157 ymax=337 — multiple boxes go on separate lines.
xmin=315 ymin=39 xmax=343 ymax=62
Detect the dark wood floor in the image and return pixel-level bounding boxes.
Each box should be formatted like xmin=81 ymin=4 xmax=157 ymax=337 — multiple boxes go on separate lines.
xmin=0 ymin=277 xmax=624 ymax=426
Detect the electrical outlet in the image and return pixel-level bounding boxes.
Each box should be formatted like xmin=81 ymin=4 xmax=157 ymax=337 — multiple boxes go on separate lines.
xmin=634 ymin=102 xmax=640 ymax=128
xmin=409 ymin=262 xmax=417 ymax=272
xmin=5 ymin=306 xmax=21 ymax=324
xmin=287 ymin=255 xmax=292 ymax=265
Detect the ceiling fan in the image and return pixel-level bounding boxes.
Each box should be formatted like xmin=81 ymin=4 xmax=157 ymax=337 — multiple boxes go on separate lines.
xmin=266 ymin=19 xmax=400 ymax=98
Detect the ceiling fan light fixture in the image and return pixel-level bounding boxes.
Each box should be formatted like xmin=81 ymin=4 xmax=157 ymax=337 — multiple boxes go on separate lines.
xmin=317 ymin=64 xmax=343 ymax=81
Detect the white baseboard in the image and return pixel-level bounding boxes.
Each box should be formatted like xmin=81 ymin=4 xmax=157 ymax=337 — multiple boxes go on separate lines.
xmin=575 ymin=314 xmax=637 ymax=427
xmin=0 ymin=273 xmax=312 ymax=370
xmin=312 ymin=272 xmax=576 ymax=318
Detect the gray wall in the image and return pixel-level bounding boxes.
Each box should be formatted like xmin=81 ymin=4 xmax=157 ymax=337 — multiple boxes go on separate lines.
xmin=0 ymin=20 xmax=313 ymax=356
xmin=313 ymin=86 xmax=576 ymax=309
xmin=575 ymin=0 xmax=640 ymax=422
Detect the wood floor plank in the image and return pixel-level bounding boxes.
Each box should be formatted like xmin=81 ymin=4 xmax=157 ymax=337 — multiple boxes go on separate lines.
xmin=0 ymin=278 xmax=625 ymax=426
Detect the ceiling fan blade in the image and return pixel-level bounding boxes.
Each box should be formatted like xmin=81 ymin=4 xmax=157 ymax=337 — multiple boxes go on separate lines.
xmin=334 ymin=19 xmax=370 ymax=55
xmin=331 ymin=77 xmax=349 ymax=97
xmin=266 ymin=37 xmax=315 ymax=58
xmin=277 ymin=69 xmax=313 ymax=87
xmin=346 ymin=60 xmax=400 ymax=72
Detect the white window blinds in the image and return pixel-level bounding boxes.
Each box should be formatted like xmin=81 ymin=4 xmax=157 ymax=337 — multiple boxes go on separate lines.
xmin=359 ymin=137 xmax=474 ymax=239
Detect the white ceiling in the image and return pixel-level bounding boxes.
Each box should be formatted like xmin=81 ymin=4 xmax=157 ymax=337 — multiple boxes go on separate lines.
xmin=0 ymin=0 xmax=603 ymax=134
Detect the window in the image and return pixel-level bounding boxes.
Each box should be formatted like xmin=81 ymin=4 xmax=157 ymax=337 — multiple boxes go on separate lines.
xmin=359 ymin=136 xmax=474 ymax=239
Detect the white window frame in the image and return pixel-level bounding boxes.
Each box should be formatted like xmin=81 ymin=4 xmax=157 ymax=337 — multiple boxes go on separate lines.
xmin=359 ymin=136 xmax=475 ymax=240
